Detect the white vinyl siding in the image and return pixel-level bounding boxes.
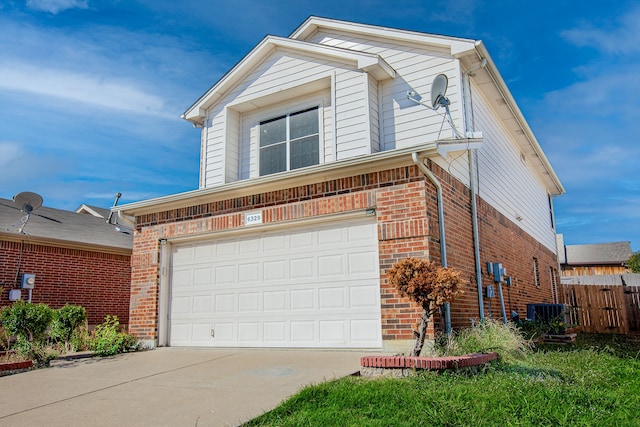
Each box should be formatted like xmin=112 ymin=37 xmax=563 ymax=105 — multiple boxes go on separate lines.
xmin=470 ymin=81 xmax=556 ymax=251
xmin=308 ymin=30 xmax=463 ymax=151
xmin=202 ymin=50 xmax=375 ymax=186
xmin=225 ymin=108 xmax=240 ymax=183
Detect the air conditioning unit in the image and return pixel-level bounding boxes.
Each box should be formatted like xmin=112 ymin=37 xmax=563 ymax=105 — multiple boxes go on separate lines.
xmin=526 ymin=303 xmax=566 ymax=323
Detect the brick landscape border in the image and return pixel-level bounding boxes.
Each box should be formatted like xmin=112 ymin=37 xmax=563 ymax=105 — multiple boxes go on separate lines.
xmin=360 ymin=352 xmax=499 ymax=377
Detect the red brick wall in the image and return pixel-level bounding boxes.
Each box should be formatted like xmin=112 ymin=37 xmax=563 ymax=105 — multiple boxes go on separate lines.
xmin=0 ymin=241 xmax=131 ymax=326
xmin=129 ymin=162 xmax=558 ymax=343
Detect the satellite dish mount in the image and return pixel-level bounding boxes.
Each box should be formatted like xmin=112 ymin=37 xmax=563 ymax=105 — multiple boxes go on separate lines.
xmin=13 ymin=191 xmax=43 ymax=234
xmin=407 ymin=73 xmax=462 ymax=139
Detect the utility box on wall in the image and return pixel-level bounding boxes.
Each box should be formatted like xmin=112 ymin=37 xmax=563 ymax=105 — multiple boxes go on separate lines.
xmin=21 ymin=273 xmax=35 ymax=289
xmin=8 ymin=289 xmax=22 ymax=301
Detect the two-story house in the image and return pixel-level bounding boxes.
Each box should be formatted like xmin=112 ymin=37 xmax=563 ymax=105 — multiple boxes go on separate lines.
xmin=116 ymin=17 xmax=564 ymax=352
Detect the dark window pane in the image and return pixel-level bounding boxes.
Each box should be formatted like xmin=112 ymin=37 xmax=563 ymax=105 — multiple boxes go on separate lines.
xmin=290 ymin=135 xmax=319 ymax=170
xmin=260 ymin=115 xmax=286 ymax=147
xmin=290 ymin=107 xmax=319 ymax=140
xmin=260 ymin=143 xmax=286 ymax=175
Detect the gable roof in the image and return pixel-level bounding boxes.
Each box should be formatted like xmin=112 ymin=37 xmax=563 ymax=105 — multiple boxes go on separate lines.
xmin=182 ymin=35 xmax=395 ymax=124
xmin=0 ymin=198 xmax=132 ymax=254
xmin=564 ymin=241 xmax=633 ymax=266
xmin=75 ymin=204 xmax=110 ymax=218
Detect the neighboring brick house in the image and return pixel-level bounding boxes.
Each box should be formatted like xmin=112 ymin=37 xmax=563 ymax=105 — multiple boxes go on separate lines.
xmin=0 ymin=197 xmax=132 ymax=327
xmin=116 ymin=17 xmax=564 ymax=352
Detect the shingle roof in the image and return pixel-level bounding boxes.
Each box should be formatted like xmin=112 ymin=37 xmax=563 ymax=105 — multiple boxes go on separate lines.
xmin=0 ymin=198 xmax=132 ymax=251
xmin=564 ymin=241 xmax=633 ymax=266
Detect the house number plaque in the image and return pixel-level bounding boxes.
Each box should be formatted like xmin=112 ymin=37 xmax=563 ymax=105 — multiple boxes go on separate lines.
xmin=245 ymin=211 xmax=262 ymax=226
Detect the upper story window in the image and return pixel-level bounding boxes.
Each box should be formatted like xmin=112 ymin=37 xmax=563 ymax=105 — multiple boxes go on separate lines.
xmin=259 ymin=106 xmax=319 ymax=176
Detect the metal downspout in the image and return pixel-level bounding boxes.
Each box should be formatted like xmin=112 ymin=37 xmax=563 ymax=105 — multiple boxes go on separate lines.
xmin=463 ymin=58 xmax=487 ymax=321
xmin=411 ymin=152 xmax=451 ymax=334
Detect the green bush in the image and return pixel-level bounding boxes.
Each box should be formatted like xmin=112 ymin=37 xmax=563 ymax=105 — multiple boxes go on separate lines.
xmin=90 ymin=315 xmax=139 ymax=357
xmin=438 ymin=319 xmax=532 ymax=363
xmin=0 ymin=301 xmax=53 ymax=343
xmin=50 ymin=304 xmax=87 ymax=344
xmin=0 ymin=301 xmax=57 ymax=366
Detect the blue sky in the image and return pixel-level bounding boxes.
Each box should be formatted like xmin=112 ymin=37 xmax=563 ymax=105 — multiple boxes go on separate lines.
xmin=1 ymin=0 xmax=638 ymax=250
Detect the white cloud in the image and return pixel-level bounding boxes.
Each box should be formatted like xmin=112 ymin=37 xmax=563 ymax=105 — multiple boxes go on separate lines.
xmin=26 ymin=0 xmax=88 ymax=14
xmin=561 ymin=6 xmax=640 ymax=55
xmin=0 ymin=61 xmax=174 ymax=118
xmin=0 ymin=142 xmax=23 ymax=168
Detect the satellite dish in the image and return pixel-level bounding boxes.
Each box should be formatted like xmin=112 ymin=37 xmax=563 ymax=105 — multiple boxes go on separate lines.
xmin=12 ymin=191 xmax=43 ymax=234
xmin=13 ymin=191 xmax=43 ymax=213
xmin=430 ymin=74 xmax=449 ymax=110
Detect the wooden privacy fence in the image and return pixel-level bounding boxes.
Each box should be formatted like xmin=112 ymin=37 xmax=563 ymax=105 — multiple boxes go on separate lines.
xmin=559 ymin=284 xmax=640 ymax=335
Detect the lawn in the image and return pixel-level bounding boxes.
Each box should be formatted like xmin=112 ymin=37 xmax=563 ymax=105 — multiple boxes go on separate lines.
xmin=245 ymin=334 xmax=640 ymax=426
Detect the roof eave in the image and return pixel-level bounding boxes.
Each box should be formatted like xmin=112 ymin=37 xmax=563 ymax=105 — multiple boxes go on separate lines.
xmin=0 ymin=231 xmax=132 ymax=256
xmin=469 ymin=42 xmax=565 ymax=196
xmin=116 ymin=142 xmax=441 ymax=217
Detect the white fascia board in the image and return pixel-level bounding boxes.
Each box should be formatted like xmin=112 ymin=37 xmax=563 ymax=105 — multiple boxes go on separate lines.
xmin=116 ymin=143 xmax=438 ymax=217
xmin=463 ymin=42 xmax=565 ymax=196
xmin=291 ymin=16 xmax=477 ymax=56
xmin=183 ymin=35 xmax=395 ymax=124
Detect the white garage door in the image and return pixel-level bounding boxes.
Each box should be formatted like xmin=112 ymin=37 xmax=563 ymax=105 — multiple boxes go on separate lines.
xmin=169 ymin=217 xmax=381 ymax=348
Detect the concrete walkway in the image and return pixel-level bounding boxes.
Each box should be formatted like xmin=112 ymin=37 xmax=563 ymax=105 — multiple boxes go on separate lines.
xmin=0 ymin=348 xmax=367 ymax=427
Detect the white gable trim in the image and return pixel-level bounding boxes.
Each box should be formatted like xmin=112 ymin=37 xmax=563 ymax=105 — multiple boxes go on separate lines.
xmin=183 ymin=36 xmax=395 ymax=125
xmin=290 ymin=17 xmax=477 ymax=56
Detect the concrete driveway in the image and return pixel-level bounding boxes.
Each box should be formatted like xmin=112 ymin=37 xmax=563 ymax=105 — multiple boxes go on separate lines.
xmin=0 ymin=348 xmax=367 ymax=427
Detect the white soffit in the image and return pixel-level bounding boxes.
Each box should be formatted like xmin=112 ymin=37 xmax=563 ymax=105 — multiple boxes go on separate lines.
xmin=183 ymin=35 xmax=395 ymax=124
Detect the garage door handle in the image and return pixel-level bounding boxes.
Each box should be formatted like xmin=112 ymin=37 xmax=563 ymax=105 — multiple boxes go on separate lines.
xmin=211 ymin=329 xmax=215 ymax=338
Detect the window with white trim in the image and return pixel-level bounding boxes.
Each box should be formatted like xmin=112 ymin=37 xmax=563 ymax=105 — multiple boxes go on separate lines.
xmin=259 ymin=106 xmax=319 ymax=176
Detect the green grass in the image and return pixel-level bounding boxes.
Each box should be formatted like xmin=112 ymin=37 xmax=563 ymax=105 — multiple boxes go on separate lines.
xmin=244 ymin=334 xmax=640 ymax=427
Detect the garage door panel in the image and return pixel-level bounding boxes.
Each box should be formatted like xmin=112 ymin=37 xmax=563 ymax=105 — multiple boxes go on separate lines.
xmin=238 ymin=262 xmax=260 ymax=282
xmin=194 ymin=244 xmax=214 ymax=262
xmin=215 ymin=241 xmax=236 ymax=256
xmin=263 ymin=291 xmax=287 ymax=311
xmin=192 ymin=295 xmax=212 ymax=313
xmin=239 ymin=238 xmax=260 ymax=253
xmin=214 ymin=294 xmax=235 ymax=312
xmin=264 ymin=322 xmax=287 ymax=342
xmin=290 ymin=230 xmax=314 ymax=248
xmin=238 ymin=292 xmax=260 ymax=311
xmin=215 ymin=265 xmax=236 ymax=285
xmin=319 ymin=287 xmax=345 ymax=309
xmin=348 ymin=251 xmax=378 ymax=274
xmin=289 ymin=257 xmax=314 ymax=279
xmin=238 ymin=322 xmax=259 ymax=342
xmin=351 ymin=319 xmax=380 ymax=342
xmin=291 ymin=321 xmax=315 ymax=342
xmin=319 ymin=320 xmax=346 ymax=343
xmin=348 ymin=222 xmax=377 ymax=241
xmin=350 ymin=285 xmax=379 ymax=308
xmin=263 ymin=260 xmax=286 ymax=281
xmin=291 ymin=289 xmax=314 ymax=310
xmin=169 ymin=217 xmax=381 ymax=348
xmin=318 ymin=254 xmax=344 ymax=276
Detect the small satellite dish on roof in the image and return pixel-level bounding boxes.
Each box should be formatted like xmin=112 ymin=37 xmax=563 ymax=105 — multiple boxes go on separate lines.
xmin=13 ymin=192 xmax=43 ymax=214
xmin=12 ymin=191 xmax=43 ymax=233
xmin=430 ymin=74 xmax=450 ymax=110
